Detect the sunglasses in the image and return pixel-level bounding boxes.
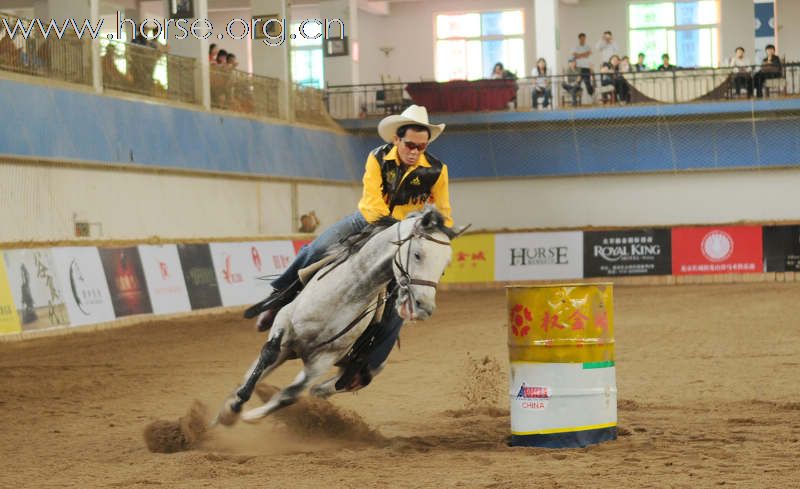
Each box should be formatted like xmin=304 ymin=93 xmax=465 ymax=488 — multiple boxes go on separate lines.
xmin=401 ymin=140 xmax=428 ymax=152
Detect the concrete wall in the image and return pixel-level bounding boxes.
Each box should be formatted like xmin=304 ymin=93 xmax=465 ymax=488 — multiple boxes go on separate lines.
xmin=777 ymin=0 xmax=800 ymax=62
xmin=0 ymin=156 xmax=359 ymax=242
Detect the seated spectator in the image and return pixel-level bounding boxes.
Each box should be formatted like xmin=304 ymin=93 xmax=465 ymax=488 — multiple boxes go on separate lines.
xmin=531 ymin=58 xmax=551 ymax=109
xmin=226 ymin=52 xmax=238 ymax=70
xmin=634 ymin=52 xmax=647 ymax=72
xmin=609 ymin=55 xmax=631 ymax=103
xmin=657 ymin=53 xmax=676 ymax=71
xmin=753 ymin=44 xmax=782 ymax=98
xmin=0 ymin=34 xmax=20 ymax=67
xmin=490 ymin=61 xmax=517 ymax=80
xmin=620 ymin=55 xmax=631 ymax=73
xmin=561 ymin=57 xmax=582 ymax=107
xmin=209 ymin=43 xmax=219 ymax=64
xmin=729 ymin=46 xmax=753 ymax=97
xmin=216 ymin=49 xmax=228 ymax=66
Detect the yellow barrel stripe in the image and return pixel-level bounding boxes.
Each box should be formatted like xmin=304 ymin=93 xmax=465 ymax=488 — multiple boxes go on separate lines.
xmin=512 ymin=422 xmax=617 ymax=436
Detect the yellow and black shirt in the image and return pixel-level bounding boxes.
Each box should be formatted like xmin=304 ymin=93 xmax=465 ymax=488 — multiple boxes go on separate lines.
xmin=357 ymin=143 xmax=453 ymax=227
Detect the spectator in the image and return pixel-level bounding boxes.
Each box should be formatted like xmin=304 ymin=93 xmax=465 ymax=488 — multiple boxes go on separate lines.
xmin=609 ymin=54 xmax=631 ymax=103
xmin=0 ymin=34 xmax=20 ymax=67
xmin=595 ymin=31 xmax=619 ymax=65
xmin=562 ymin=57 xmax=582 ymax=107
xmin=598 ymin=61 xmax=614 ymax=103
xmin=209 ymin=43 xmax=219 ymax=64
xmin=571 ymin=33 xmax=594 ymax=97
xmin=657 ymin=53 xmax=676 ymax=71
xmin=102 ymin=43 xmax=130 ymax=87
xmin=753 ymin=44 xmax=782 ymax=98
xmin=634 ymin=52 xmax=647 ymax=72
xmin=620 ymin=55 xmax=631 ymax=73
xmin=729 ymin=46 xmax=752 ymax=97
xmin=490 ymin=61 xmax=517 ymax=80
xmin=299 ymin=211 xmax=320 ymax=233
xmin=226 ymin=52 xmax=238 ymax=70
xmin=216 ymin=49 xmax=228 ymax=66
xmin=531 ymin=58 xmax=551 ymax=109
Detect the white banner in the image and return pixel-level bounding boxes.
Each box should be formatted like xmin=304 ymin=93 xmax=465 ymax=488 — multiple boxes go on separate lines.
xmin=51 ymin=247 xmax=116 ymax=327
xmin=209 ymin=241 xmax=296 ymax=307
xmin=137 ymin=244 xmax=192 ymax=315
xmin=495 ymin=231 xmax=583 ymax=281
xmin=3 ymin=249 xmax=70 ymax=331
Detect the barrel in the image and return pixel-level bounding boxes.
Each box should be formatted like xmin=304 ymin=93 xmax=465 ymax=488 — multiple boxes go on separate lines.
xmin=507 ymin=283 xmax=617 ymax=448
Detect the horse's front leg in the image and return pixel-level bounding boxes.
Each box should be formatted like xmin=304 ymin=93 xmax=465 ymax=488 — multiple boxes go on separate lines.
xmin=241 ymin=352 xmax=337 ymax=422
xmin=214 ymin=329 xmax=286 ymax=426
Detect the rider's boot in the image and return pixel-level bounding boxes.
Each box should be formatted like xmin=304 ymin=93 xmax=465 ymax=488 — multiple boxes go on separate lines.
xmin=244 ymin=282 xmax=302 ymax=332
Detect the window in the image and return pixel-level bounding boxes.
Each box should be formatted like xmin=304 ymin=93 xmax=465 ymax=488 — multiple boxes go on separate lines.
xmin=435 ymin=10 xmax=524 ymax=82
xmin=629 ymin=1 xmax=720 ymax=69
xmin=291 ymin=21 xmax=324 ymax=89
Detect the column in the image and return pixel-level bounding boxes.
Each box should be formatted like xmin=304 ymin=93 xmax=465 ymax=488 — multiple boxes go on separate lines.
xmin=319 ymin=0 xmax=359 ymax=116
xmin=251 ymin=0 xmax=291 ymax=120
xmin=167 ymin=0 xmax=211 ymax=108
xmin=39 ymin=0 xmax=102 ymax=92
xmin=534 ymin=0 xmax=559 ymax=75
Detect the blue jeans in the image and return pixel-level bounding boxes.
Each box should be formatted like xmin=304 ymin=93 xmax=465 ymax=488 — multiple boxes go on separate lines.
xmin=271 ymin=211 xmax=369 ymax=290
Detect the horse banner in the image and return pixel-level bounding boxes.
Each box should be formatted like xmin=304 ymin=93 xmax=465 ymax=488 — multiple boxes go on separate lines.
xmin=495 ymin=231 xmax=584 ymax=281
xmin=50 ymin=247 xmax=116 ymax=327
xmin=138 ymin=244 xmax=192 ymax=315
xmin=209 ymin=241 xmax=295 ymax=307
xmin=441 ymin=233 xmax=494 ymax=283
xmin=2 ymin=249 xmax=69 ymax=332
xmin=99 ymin=247 xmax=154 ymax=318
xmin=0 ymin=257 xmax=21 ymax=334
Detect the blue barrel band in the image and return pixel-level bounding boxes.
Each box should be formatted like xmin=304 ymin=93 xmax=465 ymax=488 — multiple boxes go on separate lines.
xmin=510 ymin=426 xmax=618 ymax=448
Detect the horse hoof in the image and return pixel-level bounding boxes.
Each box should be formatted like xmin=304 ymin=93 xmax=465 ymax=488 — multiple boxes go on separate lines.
xmin=215 ymin=398 xmax=241 ymax=427
xmin=241 ymin=406 xmax=269 ymax=423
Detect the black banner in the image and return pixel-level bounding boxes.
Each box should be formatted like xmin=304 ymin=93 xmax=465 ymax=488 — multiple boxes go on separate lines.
xmin=99 ymin=247 xmax=153 ymax=317
xmin=177 ymin=244 xmax=222 ymax=310
xmin=763 ymin=226 xmax=800 ymax=272
xmin=584 ymin=229 xmax=671 ymax=277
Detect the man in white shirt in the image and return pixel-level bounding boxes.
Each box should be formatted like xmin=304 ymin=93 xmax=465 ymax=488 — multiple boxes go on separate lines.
xmin=729 ymin=46 xmax=752 ymax=97
xmin=595 ymin=31 xmax=619 ymax=64
xmin=572 ymin=33 xmax=594 ymax=97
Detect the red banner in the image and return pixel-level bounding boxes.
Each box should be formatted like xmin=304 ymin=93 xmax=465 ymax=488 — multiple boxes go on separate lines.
xmin=671 ymin=226 xmax=763 ymax=275
xmin=292 ymin=239 xmax=312 ymax=255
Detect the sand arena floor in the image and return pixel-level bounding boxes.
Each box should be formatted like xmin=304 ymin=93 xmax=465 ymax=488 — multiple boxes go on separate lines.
xmin=1 ymin=283 xmax=799 ymax=489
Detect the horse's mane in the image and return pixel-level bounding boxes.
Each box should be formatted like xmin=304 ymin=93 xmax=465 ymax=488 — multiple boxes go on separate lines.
xmin=324 ymin=207 xmax=455 ymax=263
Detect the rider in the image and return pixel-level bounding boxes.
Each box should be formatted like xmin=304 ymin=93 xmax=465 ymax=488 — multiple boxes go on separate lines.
xmin=245 ymin=104 xmax=453 ymax=389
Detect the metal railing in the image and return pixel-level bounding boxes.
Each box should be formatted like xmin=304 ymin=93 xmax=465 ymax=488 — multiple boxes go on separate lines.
xmin=210 ymin=66 xmax=280 ymax=119
xmin=0 ymin=12 xmax=91 ymax=86
xmin=101 ymin=40 xmax=196 ymax=104
xmin=325 ymin=64 xmax=800 ymax=119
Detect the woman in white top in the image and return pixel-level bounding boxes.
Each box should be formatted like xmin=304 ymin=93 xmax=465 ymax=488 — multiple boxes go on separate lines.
xmin=729 ymin=46 xmax=753 ymax=97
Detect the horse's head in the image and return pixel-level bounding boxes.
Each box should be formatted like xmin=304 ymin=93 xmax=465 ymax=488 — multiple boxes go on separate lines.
xmin=392 ymin=206 xmax=468 ymax=321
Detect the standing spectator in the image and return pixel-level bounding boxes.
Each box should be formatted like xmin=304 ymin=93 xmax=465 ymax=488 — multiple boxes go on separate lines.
xmin=562 ymin=57 xmax=582 ymax=107
xmin=595 ymin=31 xmax=619 ymax=65
xmin=753 ymin=44 xmax=782 ymax=98
xmin=657 ymin=53 xmax=676 ymax=71
xmin=572 ymin=33 xmax=594 ymax=98
xmin=531 ymin=58 xmax=551 ymax=109
xmin=729 ymin=46 xmax=752 ymax=97
xmin=634 ymin=52 xmax=647 ymax=72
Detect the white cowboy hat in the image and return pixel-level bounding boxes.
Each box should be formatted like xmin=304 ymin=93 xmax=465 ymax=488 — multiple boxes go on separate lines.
xmin=377 ymin=105 xmax=446 ymax=144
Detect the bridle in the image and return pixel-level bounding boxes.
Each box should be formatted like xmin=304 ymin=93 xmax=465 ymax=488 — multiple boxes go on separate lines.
xmin=312 ymin=218 xmax=450 ymax=349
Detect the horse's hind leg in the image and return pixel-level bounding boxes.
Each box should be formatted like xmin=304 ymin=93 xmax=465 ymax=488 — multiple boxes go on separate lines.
xmin=215 ymin=329 xmax=287 ymax=426
xmin=241 ymin=353 xmax=336 ymax=422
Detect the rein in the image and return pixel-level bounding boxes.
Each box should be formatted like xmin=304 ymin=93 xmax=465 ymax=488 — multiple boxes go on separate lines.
xmin=311 ymin=220 xmax=450 ymax=350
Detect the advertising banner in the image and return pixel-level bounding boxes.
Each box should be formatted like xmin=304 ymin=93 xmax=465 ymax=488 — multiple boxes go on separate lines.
xmin=0 ymin=257 xmax=21 ymax=334
xmin=51 ymin=247 xmax=116 ymax=327
xmin=137 ymin=244 xmax=192 ymax=314
xmin=209 ymin=241 xmax=295 ymax=307
xmin=671 ymin=226 xmax=763 ymax=275
xmin=177 ymin=244 xmax=223 ymax=310
xmin=583 ymin=229 xmax=671 ymax=277
xmin=99 ymin=247 xmax=153 ymax=317
xmin=495 ymin=232 xmax=583 ymax=281
xmin=763 ymin=225 xmax=800 ymax=272
xmin=2 ymin=249 xmax=69 ymax=332
xmin=441 ymin=233 xmax=494 ymax=283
